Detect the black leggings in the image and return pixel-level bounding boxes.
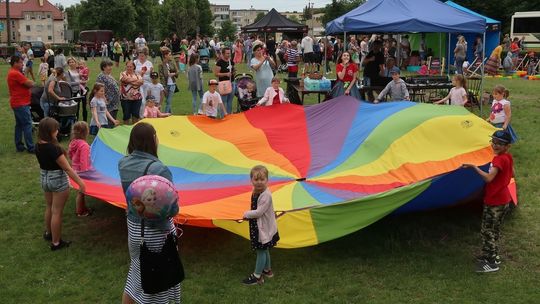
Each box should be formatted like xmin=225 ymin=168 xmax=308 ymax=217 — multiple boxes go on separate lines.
xmin=77 ymin=93 xmax=88 ymax=122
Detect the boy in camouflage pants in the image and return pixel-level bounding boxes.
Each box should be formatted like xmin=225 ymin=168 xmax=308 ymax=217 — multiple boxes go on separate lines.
xmin=463 ymin=130 xmax=514 ymax=273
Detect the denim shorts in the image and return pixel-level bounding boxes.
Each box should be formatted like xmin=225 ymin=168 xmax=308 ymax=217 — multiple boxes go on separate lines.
xmin=40 ymin=169 xmax=69 ymax=192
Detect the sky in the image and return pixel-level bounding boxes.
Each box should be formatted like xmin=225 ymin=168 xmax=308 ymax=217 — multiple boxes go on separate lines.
xmin=61 ymin=0 xmax=334 ymax=12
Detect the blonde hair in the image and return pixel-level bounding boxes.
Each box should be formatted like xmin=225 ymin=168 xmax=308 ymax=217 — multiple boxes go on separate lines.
xmin=71 ymin=121 xmax=89 ymax=140
xmin=250 ymin=165 xmax=269 ymax=179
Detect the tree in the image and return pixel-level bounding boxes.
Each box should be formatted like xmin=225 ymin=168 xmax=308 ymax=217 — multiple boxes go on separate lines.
xmin=195 ymin=0 xmax=214 ymax=37
xmin=159 ymin=0 xmax=199 ymax=39
xmin=320 ymin=0 xmax=365 ymax=28
xmin=71 ymin=0 xmax=137 ymax=39
xmin=254 ymin=12 xmax=265 ymax=23
xmin=302 ymin=5 xmax=312 ymax=22
xmin=289 ymin=15 xmax=301 ymax=24
xmin=218 ymin=19 xmax=236 ymax=41
xmin=132 ymin=0 xmax=160 ymax=40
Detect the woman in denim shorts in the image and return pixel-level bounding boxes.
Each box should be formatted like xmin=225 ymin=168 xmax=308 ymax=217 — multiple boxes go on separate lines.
xmin=35 ymin=118 xmax=86 ymax=251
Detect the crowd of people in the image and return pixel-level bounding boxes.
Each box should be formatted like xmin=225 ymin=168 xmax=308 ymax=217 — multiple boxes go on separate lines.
xmin=5 ymin=27 xmax=526 ymax=303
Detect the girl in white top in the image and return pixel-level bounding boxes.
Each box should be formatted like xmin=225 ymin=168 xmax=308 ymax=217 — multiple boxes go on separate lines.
xmin=434 ymin=74 xmax=468 ymax=106
xmin=257 ymin=77 xmax=290 ymax=106
xmin=134 ymin=47 xmax=154 ymax=117
xmin=202 ymin=80 xmax=227 ymax=118
xmin=488 ymin=85 xmax=518 ymax=143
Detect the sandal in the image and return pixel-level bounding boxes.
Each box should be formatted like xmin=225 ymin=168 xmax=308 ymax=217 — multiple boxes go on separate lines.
xmin=50 ymin=239 xmax=72 ymax=251
xmin=43 ymin=231 xmax=52 ymax=241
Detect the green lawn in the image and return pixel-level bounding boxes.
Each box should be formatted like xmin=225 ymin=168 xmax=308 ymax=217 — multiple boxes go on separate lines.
xmin=0 ymin=58 xmax=539 ymax=303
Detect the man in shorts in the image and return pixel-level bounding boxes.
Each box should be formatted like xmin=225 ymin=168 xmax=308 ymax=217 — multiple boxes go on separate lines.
xmin=301 ymin=33 xmax=315 ymax=74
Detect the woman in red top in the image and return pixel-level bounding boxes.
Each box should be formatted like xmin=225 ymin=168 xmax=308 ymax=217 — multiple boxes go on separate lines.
xmin=332 ymin=51 xmax=361 ymax=100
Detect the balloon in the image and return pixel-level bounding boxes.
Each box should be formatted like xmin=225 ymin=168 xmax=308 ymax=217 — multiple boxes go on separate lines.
xmin=126 ymin=175 xmax=179 ymax=220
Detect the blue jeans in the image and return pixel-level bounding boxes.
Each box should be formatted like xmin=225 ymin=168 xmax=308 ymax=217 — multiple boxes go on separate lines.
xmin=40 ymin=98 xmax=50 ymax=117
xmin=456 ymin=56 xmax=465 ymax=74
xmin=191 ymin=89 xmax=203 ymax=114
xmin=164 ymin=84 xmax=176 ymax=113
xmin=220 ymin=82 xmax=235 ymax=114
xmin=13 ymin=106 xmax=35 ymax=152
xmin=246 ymin=51 xmax=252 ymax=65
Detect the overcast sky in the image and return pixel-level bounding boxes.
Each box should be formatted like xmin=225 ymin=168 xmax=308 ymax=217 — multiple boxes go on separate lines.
xmin=61 ymin=0 xmax=334 ymax=12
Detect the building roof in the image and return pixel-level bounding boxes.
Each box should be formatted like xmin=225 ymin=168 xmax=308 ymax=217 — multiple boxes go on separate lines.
xmin=0 ymin=0 xmax=64 ymax=20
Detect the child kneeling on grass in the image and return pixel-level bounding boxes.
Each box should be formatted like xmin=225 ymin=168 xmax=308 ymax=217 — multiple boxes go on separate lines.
xmin=462 ymin=130 xmax=514 ymax=273
xmin=242 ymin=165 xmax=280 ymax=285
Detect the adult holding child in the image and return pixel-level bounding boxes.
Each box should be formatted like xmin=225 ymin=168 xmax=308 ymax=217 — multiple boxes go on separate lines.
xmin=250 ymin=44 xmax=276 ymax=98
xmin=120 ymin=60 xmax=144 ymax=125
xmin=40 ymin=67 xmax=66 ymax=118
xmin=118 ymin=122 xmax=181 ymax=304
xmin=134 ymin=47 xmax=154 ymax=117
xmin=96 ymin=60 xmax=121 ymax=125
xmin=65 ymin=57 xmax=87 ymax=121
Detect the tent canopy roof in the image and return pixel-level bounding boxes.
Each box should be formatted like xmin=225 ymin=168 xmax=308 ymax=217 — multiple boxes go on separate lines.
xmin=326 ymin=0 xmax=486 ymax=34
xmin=242 ymin=8 xmax=308 ymax=33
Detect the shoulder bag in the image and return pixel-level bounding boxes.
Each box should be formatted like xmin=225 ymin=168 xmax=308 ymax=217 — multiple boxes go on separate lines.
xmin=218 ymin=59 xmax=233 ymax=95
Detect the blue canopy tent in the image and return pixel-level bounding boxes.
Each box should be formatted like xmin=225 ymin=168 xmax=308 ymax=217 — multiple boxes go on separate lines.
xmin=445 ymin=1 xmax=500 ymax=65
xmin=325 ymin=0 xmax=486 ymax=34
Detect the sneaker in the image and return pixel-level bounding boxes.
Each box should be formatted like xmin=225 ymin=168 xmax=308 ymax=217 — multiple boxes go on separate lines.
xmin=50 ymin=239 xmax=72 ymax=251
xmin=242 ymin=273 xmax=264 ymax=285
xmin=43 ymin=231 xmax=52 ymax=241
xmin=262 ymin=269 xmax=274 ymax=278
xmin=475 ymin=259 xmax=499 ymax=273
xmin=475 ymin=254 xmax=502 ymax=265
xmin=76 ymin=208 xmax=93 ymax=217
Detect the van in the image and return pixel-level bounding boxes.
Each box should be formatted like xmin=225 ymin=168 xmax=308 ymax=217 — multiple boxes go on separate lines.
xmin=79 ymin=30 xmax=114 ymax=53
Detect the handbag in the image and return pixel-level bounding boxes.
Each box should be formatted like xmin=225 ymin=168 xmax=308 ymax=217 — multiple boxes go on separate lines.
xmin=140 ymin=219 xmax=185 ymax=294
xmin=218 ymin=59 xmax=233 ymax=95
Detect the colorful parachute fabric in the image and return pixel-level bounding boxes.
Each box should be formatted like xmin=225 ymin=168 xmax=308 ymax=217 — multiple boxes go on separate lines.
xmin=82 ymin=96 xmax=499 ymax=248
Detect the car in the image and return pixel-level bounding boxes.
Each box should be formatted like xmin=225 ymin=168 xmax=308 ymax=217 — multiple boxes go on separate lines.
xmin=22 ymin=41 xmax=46 ymax=58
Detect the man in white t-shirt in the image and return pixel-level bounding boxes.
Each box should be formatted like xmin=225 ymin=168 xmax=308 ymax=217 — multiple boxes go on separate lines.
xmin=135 ymin=33 xmax=147 ymax=50
xmin=301 ymin=33 xmax=315 ymax=74
xmin=202 ymin=79 xmax=227 ymax=118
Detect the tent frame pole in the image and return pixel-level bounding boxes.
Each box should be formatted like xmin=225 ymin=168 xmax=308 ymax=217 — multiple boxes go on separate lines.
xmin=344 ymin=32 xmax=347 ymax=53
xmin=439 ymin=33 xmax=442 ymax=76
xmin=480 ymin=31 xmax=486 ymax=114
xmin=448 ymin=33 xmax=451 ymax=75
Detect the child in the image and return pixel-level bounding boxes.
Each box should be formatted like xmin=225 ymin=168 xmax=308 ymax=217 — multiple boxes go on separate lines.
xmin=462 ymin=130 xmax=514 ymax=273
xmin=89 ymin=83 xmax=119 ymax=135
xmin=187 ymin=53 xmax=204 ymax=115
xmin=488 ymin=85 xmax=518 ymax=143
xmin=36 ymin=117 xmax=86 ymax=250
xmin=257 ymin=77 xmax=290 ymax=106
xmin=242 ymin=165 xmax=280 ymax=285
xmin=38 ymin=57 xmax=49 ymax=86
xmin=178 ymin=50 xmax=187 ymax=73
xmin=147 ymin=72 xmax=165 ymax=108
xmin=68 ymin=121 xmax=93 ymax=217
xmin=78 ymin=59 xmax=89 ymax=95
xmin=202 ymin=80 xmax=227 ymax=118
xmin=374 ymin=70 xmax=409 ymax=103
xmin=144 ymin=96 xmax=171 ymax=118
xmin=434 ymin=74 xmax=468 ymax=106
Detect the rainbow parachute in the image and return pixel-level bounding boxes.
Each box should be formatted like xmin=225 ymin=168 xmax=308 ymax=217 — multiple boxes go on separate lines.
xmin=81 ymin=96 xmax=503 ymax=248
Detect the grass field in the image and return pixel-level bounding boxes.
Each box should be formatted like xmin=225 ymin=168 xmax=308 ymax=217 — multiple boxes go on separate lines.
xmin=0 ymin=57 xmax=539 ymax=303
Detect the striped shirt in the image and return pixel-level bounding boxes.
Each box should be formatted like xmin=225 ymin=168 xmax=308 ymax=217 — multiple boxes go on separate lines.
xmin=286 ymin=48 xmax=299 ymax=66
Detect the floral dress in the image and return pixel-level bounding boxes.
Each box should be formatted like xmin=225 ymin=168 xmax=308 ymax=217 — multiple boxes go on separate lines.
xmin=248 ymin=192 xmax=280 ymax=250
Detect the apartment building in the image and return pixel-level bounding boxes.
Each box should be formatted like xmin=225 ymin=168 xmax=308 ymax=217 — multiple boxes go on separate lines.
xmin=0 ymin=0 xmax=67 ymax=44
xmin=230 ymin=7 xmax=268 ymax=31
xmin=210 ymin=4 xmax=230 ymax=31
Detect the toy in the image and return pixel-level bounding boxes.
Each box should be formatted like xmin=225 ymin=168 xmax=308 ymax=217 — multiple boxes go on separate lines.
xmin=126 ymin=175 xmax=179 ymax=220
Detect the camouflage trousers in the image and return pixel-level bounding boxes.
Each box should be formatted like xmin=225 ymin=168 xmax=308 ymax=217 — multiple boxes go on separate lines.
xmin=480 ymin=204 xmax=509 ymax=261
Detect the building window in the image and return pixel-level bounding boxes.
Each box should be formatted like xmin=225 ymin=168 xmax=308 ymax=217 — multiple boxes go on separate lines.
xmin=48 ymin=36 xmax=52 ymax=41
xmin=47 ymin=25 xmax=52 ymax=30
xmin=38 ymin=15 xmax=43 ymax=20
xmin=11 ymin=32 xmax=16 ymax=40
xmin=47 ymin=14 xmax=51 ymax=19
xmin=26 ymin=25 xmax=31 ymax=32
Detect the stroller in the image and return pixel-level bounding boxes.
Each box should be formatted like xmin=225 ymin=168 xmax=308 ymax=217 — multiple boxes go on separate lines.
xmin=30 ymin=86 xmax=45 ymax=127
xmin=48 ymin=81 xmax=85 ymax=138
xmin=199 ymin=47 xmax=210 ymax=72
xmin=235 ymin=73 xmax=258 ymax=112
xmin=277 ymin=50 xmax=288 ymax=74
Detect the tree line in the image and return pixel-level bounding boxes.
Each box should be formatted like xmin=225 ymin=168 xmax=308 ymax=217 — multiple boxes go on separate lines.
xmin=65 ymin=0 xmax=214 ymax=42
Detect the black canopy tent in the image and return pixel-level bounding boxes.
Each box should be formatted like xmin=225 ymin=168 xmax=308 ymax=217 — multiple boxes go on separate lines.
xmin=242 ymin=8 xmax=308 ymax=39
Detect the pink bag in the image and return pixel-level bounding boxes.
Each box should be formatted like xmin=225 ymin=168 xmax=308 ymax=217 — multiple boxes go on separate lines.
xmin=218 ymin=80 xmax=232 ymax=95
